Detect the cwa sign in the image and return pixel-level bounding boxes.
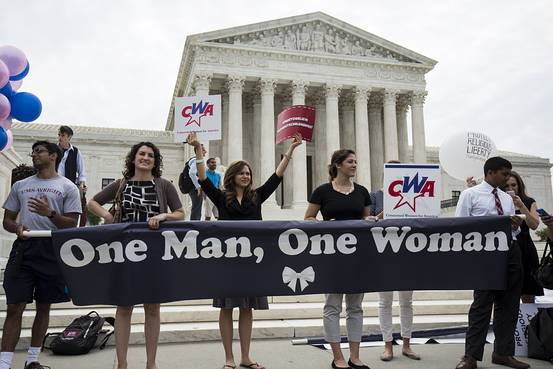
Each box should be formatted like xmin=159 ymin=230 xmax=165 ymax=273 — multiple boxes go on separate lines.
xmin=174 ymin=95 xmax=221 ymax=142
xmin=383 ymin=164 xmax=441 ymax=219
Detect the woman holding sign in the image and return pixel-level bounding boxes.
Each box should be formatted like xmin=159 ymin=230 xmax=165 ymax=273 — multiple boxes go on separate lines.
xmin=304 ymin=149 xmax=373 ymax=369
xmin=186 ymin=132 xmax=302 ymax=369
xmin=88 ymin=142 xmax=184 ymax=369
xmin=504 ymin=171 xmax=543 ymax=302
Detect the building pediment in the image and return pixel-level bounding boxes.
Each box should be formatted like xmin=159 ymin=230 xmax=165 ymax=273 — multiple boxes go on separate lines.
xmin=190 ymin=12 xmax=436 ymax=66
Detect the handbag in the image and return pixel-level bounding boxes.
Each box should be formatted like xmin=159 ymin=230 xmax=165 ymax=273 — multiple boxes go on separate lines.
xmin=536 ymin=238 xmax=553 ymax=289
xmin=527 ymin=307 xmax=553 ymax=362
xmin=107 ymin=179 xmax=126 ymax=224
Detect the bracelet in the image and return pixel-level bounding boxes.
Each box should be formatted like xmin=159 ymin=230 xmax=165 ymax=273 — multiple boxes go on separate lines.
xmin=283 ymin=154 xmax=291 ymax=160
xmin=195 ymin=159 xmax=204 ymax=164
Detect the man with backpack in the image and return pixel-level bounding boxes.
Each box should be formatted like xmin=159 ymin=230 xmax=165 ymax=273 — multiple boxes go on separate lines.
xmin=1 ymin=141 xmax=82 ymax=369
xmin=179 ymin=144 xmax=207 ymax=220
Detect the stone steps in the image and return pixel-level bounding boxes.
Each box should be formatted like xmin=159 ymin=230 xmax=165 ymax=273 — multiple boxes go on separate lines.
xmin=0 ymin=290 xmax=475 ymax=311
xmin=14 ymin=314 xmax=469 ymax=350
xmin=2 ymin=299 xmax=473 ymax=329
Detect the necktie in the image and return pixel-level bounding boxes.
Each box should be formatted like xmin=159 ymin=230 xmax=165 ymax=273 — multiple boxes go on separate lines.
xmin=492 ymin=188 xmax=504 ymax=215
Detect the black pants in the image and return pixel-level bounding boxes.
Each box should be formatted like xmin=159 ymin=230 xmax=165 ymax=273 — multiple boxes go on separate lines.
xmin=465 ymin=242 xmax=523 ymax=361
xmin=188 ymin=188 xmax=203 ymax=220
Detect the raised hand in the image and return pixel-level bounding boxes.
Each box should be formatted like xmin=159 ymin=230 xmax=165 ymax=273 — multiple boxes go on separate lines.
xmin=289 ymin=132 xmax=303 ymax=151
xmin=186 ymin=132 xmax=201 ymax=148
xmin=466 ymin=176 xmax=477 ymax=188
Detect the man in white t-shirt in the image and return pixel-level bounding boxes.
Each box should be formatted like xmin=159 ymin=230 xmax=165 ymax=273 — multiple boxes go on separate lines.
xmin=1 ymin=141 xmax=81 ymax=369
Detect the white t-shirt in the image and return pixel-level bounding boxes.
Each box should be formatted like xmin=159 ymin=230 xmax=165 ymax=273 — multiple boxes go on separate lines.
xmin=3 ymin=174 xmax=82 ymax=231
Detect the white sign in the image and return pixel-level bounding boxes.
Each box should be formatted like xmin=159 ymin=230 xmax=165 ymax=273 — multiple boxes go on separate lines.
xmin=514 ymin=303 xmax=553 ymax=357
xmin=174 ymin=95 xmax=221 ymax=142
xmin=383 ymin=164 xmax=441 ymax=219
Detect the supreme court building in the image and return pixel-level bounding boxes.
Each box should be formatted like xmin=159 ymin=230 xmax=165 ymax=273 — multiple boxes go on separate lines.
xmin=1 ymin=12 xmax=552 ymax=256
xmin=166 ymin=12 xmax=436 ymax=208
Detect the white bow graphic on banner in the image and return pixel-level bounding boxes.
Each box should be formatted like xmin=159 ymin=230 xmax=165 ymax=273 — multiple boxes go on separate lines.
xmin=282 ymin=266 xmax=315 ymax=292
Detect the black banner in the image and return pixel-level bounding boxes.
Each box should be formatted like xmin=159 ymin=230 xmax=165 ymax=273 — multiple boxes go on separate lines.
xmin=52 ymin=217 xmax=512 ymax=306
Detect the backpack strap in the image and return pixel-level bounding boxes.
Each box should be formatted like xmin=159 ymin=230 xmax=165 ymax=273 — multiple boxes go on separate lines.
xmin=98 ymin=317 xmax=116 ymax=350
xmin=41 ymin=332 xmax=63 ymax=351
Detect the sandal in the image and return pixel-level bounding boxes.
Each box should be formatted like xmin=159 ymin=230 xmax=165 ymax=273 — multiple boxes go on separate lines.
xmin=240 ymin=363 xmax=265 ymax=369
xmin=224 ymin=365 xmax=236 ymax=369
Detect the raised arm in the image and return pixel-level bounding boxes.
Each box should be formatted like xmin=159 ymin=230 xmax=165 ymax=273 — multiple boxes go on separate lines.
xmin=275 ymin=133 xmax=302 ymax=178
xmin=186 ymin=133 xmax=206 ymax=181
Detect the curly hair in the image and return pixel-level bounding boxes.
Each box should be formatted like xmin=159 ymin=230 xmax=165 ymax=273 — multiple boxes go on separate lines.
xmin=11 ymin=164 xmax=37 ymax=186
xmin=223 ymin=160 xmax=257 ymax=207
xmin=122 ymin=142 xmax=163 ymax=179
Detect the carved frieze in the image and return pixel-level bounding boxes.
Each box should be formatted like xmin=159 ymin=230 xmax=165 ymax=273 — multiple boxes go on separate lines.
xmin=207 ymin=21 xmax=417 ymax=63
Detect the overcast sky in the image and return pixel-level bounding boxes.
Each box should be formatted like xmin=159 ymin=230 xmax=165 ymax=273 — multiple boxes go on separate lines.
xmin=2 ymin=0 xmax=552 ymax=161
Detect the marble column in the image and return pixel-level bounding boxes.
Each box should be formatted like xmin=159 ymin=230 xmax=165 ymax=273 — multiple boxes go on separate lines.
xmin=354 ymin=87 xmax=371 ymax=189
xmin=411 ymin=91 xmax=428 ymax=163
xmin=259 ymin=78 xmax=277 ymax=206
xmin=251 ymin=94 xmax=262 ymax=186
xmin=193 ymin=74 xmax=211 ymax=155
xmin=340 ymin=94 xmax=355 ymax=150
xmin=226 ymin=76 xmax=245 ymax=164
xmin=396 ymin=95 xmax=410 ymax=163
xmin=383 ymin=89 xmax=399 ymax=162
xmin=325 ymin=83 xmax=341 ymax=157
xmin=291 ymin=81 xmax=308 ymax=208
xmin=369 ymin=94 xmax=384 ymax=190
xmin=313 ymin=92 xmax=327 ymax=186
xmin=221 ymin=93 xmax=229 ymax=166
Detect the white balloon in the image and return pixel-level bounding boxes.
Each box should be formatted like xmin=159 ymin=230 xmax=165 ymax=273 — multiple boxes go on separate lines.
xmin=439 ymin=131 xmax=497 ymax=181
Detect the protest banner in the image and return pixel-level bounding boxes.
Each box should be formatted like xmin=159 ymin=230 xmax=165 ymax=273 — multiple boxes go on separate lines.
xmin=52 ymin=217 xmax=511 ymax=305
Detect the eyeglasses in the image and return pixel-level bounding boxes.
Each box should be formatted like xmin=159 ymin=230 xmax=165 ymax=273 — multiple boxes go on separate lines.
xmin=28 ymin=149 xmax=49 ymax=157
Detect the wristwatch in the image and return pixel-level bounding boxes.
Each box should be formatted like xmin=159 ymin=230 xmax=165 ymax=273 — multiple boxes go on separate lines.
xmin=47 ymin=210 xmax=56 ymax=219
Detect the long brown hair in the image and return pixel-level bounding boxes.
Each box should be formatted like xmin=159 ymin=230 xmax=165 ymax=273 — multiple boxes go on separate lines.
xmin=223 ymin=160 xmax=257 ymax=207
xmin=507 ymin=170 xmax=531 ymax=204
xmin=328 ymin=149 xmax=356 ymax=182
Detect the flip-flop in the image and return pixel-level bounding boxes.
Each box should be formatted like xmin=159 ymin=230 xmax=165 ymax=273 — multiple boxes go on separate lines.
xmin=240 ymin=363 xmax=265 ymax=369
xmin=224 ymin=365 xmax=236 ymax=369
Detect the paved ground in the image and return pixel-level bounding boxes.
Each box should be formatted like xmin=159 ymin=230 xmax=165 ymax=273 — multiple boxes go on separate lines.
xmin=10 ymin=340 xmax=553 ymax=369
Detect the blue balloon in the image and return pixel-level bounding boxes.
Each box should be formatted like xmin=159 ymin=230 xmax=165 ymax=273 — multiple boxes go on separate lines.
xmin=0 ymin=82 xmax=13 ymax=98
xmin=0 ymin=128 xmax=7 ymax=151
xmin=9 ymin=62 xmax=29 ymax=81
xmin=10 ymin=92 xmax=42 ymax=122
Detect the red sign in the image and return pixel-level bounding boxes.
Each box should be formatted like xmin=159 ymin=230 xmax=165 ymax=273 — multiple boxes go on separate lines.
xmin=275 ymin=105 xmax=316 ymax=144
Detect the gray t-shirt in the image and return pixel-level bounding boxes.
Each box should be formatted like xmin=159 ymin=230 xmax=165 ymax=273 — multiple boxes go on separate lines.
xmin=3 ymin=174 xmax=82 ymax=231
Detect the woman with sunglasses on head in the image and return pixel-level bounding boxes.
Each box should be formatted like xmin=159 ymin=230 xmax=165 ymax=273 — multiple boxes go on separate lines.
xmin=88 ymin=142 xmax=184 ymax=369
xmin=304 ymin=149 xmax=373 ymax=369
xmin=187 ymin=132 xmax=302 ymax=369
xmin=504 ymin=171 xmax=543 ymax=303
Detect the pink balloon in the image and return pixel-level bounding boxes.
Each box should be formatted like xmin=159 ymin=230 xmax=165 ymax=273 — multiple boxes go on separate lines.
xmin=0 ymin=45 xmax=27 ymax=77
xmin=0 ymin=93 xmax=11 ymax=121
xmin=0 ymin=118 xmax=12 ymax=130
xmin=0 ymin=60 xmax=8 ymax=88
xmin=10 ymin=79 xmax=22 ymax=91
xmin=1 ymin=129 xmax=13 ymax=152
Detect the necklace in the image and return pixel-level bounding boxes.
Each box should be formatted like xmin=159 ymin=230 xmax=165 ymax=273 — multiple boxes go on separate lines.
xmin=332 ymin=180 xmax=354 ymax=195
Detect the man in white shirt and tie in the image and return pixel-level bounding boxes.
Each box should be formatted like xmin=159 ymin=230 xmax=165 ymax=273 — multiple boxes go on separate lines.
xmin=454 ymin=157 xmax=528 ymax=369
